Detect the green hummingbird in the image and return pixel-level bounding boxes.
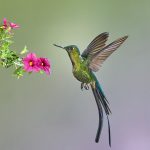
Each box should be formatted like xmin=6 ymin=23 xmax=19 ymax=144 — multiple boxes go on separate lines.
xmin=54 ymin=32 xmax=128 ymax=146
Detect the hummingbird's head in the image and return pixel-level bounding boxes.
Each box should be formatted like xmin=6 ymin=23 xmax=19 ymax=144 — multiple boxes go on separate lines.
xmin=64 ymin=45 xmax=80 ymax=55
xmin=53 ymin=44 xmax=81 ymax=66
xmin=53 ymin=44 xmax=80 ymax=55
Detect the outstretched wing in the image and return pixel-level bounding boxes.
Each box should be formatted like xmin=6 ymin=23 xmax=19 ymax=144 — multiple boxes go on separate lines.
xmin=89 ymin=36 xmax=128 ymax=72
xmin=81 ymin=32 xmax=109 ymax=58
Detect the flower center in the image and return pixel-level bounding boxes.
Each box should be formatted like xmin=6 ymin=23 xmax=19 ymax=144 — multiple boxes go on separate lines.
xmin=41 ymin=62 xmax=44 ymax=66
xmin=29 ymin=61 xmax=33 ymax=66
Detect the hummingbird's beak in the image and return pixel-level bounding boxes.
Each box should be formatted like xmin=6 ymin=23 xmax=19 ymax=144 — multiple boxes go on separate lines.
xmin=53 ymin=44 xmax=65 ymax=49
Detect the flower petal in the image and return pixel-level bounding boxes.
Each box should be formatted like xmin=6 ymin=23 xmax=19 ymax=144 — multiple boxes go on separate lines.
xmin=37 ymin=57 xmax=51 ymax=75
xmin=9 ymin=22 xmax=20 ymax=29
xmin=3 ymin=18 xmax=7 ymax=25
xmin=23 ymin=53 xmax=40 ymax=72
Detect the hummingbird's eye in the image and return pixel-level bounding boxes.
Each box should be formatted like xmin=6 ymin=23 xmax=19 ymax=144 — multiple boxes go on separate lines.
xmin=70 ymin=47 xmax=73 ymax=50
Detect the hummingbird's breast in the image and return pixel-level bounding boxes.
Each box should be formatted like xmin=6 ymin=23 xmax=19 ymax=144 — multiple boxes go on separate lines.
xmin=73 ymin=65 xmax=92 ymax=83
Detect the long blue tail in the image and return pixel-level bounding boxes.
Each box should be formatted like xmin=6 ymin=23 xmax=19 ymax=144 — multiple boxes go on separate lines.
xmin=91 ymin=74 xmax=111 ymax=146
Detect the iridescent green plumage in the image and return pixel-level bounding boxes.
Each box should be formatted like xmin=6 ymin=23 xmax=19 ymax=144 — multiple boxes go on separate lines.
xmin=54 ymin=32 xmax=128 ymax=146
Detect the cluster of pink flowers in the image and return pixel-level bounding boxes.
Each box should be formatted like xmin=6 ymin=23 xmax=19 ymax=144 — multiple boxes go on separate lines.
xmin=23 ymin=53 xmax=51 ymax=75
xmin=2 ymin=18 xmax=19 ymax=30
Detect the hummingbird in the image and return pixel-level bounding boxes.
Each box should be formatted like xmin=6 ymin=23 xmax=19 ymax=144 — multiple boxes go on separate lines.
xmin=54 ymin=32 xmax=128 ymax=146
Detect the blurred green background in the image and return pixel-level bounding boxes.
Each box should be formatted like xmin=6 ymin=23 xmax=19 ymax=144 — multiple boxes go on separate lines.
xmin=0 ymin=0 xmax=150 ymax=150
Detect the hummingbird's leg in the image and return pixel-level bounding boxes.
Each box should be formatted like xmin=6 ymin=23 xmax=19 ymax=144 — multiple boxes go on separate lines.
xmin=81 ymin=83 xmax=84 ymax=90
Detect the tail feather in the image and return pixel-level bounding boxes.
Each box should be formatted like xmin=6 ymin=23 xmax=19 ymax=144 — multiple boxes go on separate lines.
xmin=91 ymin=76 xmax=111 ymax=146
xmin=91 ymin=86 xmax=103 ymax=143
xmin=95 ymin=87 xmax=111 ymax=115
xmin=107 ymin=115 xmax=111 ymax=147
xmin=95 ymin=78 xmax=111 ymax=115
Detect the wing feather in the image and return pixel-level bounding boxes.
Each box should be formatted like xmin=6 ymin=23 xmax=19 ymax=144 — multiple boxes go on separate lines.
xmin=81 ymin=32 xmax=109 ymax=58
xmin=89 ymin=36 xmax=128 ymax=72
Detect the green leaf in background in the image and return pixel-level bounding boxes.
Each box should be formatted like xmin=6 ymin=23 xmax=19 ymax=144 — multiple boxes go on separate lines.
xmin=20 ymin=45 xmax=28 ymax=55
xmin=13 ymin=66 xmax=24 ymax=78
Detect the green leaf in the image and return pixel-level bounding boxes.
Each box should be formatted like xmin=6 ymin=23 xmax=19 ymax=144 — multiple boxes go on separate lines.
xmin=40 ymin=70 xmax=44 ymax=74
xmin=20 ymin=45 xmax=28 ymax=55
xmin=13 ymin=66 xmax=24 ymax=78
xmin=14 ymin=58 xmax=23 ymax=66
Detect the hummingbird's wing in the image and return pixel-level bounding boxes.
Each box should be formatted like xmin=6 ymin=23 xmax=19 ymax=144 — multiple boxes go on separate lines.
xmin=88 ymin=36 xmax=128 ymax=72
xmin=81 ymin=32 xmax=109 ymax=59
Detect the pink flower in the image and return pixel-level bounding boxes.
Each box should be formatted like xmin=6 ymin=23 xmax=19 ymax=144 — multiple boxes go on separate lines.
xmin=9 ymin=22 xmax=20 ymax=29
xmin=23 ymin=53 xmax=40 ymax=72
xmin=2 ymin=18 xmax=19 ymax=30
xmin=2 ymin=18 xmax=8 ymax=29
xmin=23 ymin=52 xmax=51 ymax=75
xmin=37 ymin=58 xmax=51 ymax=75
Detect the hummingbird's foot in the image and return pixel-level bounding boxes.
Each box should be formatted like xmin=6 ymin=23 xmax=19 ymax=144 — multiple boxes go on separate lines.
xmin=81 ymin=83 xmax=89 ymax=90
xmin=84 ymin=84 xmax=89 ymax=90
